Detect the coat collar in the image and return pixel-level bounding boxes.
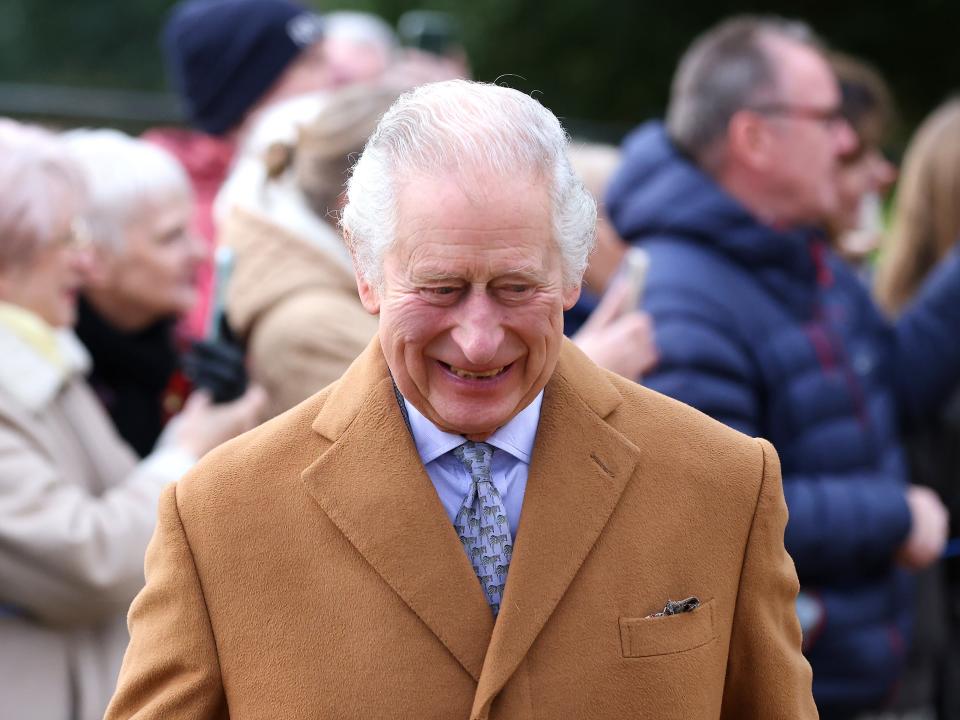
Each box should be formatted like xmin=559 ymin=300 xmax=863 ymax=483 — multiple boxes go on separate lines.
xmin=0 ymin=322 xmax=90 ymax=412
xmin=302 ymin=337 xmax=640 ymax=708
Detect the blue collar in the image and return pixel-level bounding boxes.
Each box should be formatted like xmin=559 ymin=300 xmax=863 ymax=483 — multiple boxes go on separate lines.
xmin=402 ymin=391 xmax=544 ymax=466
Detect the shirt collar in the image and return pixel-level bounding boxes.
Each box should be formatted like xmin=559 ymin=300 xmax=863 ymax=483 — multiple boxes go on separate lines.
xmin=403 ymin=391 xmax=544 ymax=466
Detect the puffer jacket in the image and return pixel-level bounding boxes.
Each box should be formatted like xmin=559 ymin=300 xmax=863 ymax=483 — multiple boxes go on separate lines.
xmin=606 ymin=122 xmax=960 ymax=715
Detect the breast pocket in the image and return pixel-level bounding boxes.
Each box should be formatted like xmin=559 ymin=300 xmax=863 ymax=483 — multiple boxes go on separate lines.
xmin=619 ymin=598 xmax=716 ymax=658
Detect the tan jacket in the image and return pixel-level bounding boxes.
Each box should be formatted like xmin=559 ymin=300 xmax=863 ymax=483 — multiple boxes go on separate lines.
xmin=107 ymin=338 xmax=817 ymax=719
xmin=222 ymin=208 xmax=378 ymax=420
xmin=0 ymin=324 xmax=191 ymax=720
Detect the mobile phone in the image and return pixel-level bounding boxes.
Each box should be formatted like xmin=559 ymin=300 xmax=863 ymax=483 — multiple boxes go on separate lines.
xmin=207 ymin=246 xmax=235 ymax=342
xmin=397 ymin=11 xmax=458 ymax=56
xmin=619 ymin=246 xmax=650 ymax=313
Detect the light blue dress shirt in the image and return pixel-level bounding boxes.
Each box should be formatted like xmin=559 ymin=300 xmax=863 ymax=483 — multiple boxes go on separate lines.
xmin=403 ymin=392 xmax=543 ymax=538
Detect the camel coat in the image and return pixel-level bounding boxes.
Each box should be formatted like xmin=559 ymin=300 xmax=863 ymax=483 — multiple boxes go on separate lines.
xmin=106 ymin=338 xmax=817 ymax=719
xmin=0 ymin=323 xmax=192 ymax=720
xmin=222 ymin=208 xmax=378 ymax=420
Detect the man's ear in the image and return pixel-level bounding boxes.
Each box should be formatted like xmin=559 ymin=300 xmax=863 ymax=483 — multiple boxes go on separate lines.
xmin=727 ymin=110 xmax=772 ymax=172
xmin=562 ymin=282 xmax=581 ymax=311
xmin=355 ymin=269 xmax=381 ymax=315
xmin=344 ymin=229 xmax=380 ymax=314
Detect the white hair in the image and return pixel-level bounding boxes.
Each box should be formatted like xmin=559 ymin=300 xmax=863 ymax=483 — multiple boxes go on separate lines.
xmin=0 ymin=119 xmax=85 ymax=268
xmin=63 ymin=129 xmax=191 ymax=252
xmin=340 ymin=80 xmax=597 ymax=288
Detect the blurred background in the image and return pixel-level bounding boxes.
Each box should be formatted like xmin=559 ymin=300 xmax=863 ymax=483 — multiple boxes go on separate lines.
xmin=1 ymin=0 xmax=956 ymax=145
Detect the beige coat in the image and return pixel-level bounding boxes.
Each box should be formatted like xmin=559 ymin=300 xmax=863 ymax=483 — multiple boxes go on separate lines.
xmin=107 ymin=338 xmax=817 ymax=719
xmin=223 ymin=207 xmax=378 ymax=420
xmin=0 ymin=324 xmax=191 ymax=720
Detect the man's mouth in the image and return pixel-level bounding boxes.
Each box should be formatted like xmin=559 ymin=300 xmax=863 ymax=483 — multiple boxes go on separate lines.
xmin=439 ymin=361 xmax=511 ymax=380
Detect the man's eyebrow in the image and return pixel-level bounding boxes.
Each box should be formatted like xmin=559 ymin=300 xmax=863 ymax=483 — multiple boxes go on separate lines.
xmin=410 ymin=266 xmax=545 ymax=284
xmin=498 ymin=266 xmax=542 ymax=279
xmin=410 ymin=270 xmax=464 ymax=283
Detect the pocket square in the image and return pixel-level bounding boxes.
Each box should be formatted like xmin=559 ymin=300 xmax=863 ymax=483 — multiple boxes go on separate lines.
xmin=649 ymin=596 xmax=700 ymax=618
xmin=620 ymin=598 xmax=715 ymax=657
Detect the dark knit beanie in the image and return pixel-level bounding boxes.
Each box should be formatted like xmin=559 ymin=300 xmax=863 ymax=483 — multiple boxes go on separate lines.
xmin=162 ymin=0 xmax=325 ymax=136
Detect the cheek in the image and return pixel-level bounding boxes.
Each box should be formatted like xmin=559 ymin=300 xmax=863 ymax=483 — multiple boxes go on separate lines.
xmin=508 ymin=299 xmax=565 ymax=349
xmin=835 ymin=172 xmax=856 ymax=200
xmin=842 ymin=167 xmax=871 ymax=201
xmin=382 ymin=300 xmax=451 ymax=349
xmin=145 ymin=251 xmax=190 ymax=296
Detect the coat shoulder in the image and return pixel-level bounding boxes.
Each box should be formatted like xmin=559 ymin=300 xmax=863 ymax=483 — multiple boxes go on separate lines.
xmin=603 ymin=369 xmax=769 ymax=496
xmin=173 ymin=383 xmax=336 ymax=518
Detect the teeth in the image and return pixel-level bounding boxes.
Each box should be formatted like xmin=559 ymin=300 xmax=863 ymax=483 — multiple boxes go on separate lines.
xmin=450 ymin=365 xmax=505 ymax=379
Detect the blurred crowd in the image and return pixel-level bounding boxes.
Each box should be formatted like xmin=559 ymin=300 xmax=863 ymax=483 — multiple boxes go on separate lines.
xmin=1 ymin=1 xmax=960 ymax=719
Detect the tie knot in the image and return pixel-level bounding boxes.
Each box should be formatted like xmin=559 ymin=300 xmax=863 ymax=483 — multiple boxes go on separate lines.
xmin=453 ymin=441 xmax=494 ymax=481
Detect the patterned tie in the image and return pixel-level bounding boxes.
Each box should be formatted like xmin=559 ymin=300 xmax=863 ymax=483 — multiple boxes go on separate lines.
xmin=452 ymin=442 xmax=513 ymax=616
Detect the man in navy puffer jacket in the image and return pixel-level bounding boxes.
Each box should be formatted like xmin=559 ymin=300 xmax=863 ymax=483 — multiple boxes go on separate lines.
xmin=608 ymin=16 xmax=960 ymax=718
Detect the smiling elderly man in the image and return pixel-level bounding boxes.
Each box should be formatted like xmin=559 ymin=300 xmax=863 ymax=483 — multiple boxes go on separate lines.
xmin=105 ymin=80 xmax=816 ymax=719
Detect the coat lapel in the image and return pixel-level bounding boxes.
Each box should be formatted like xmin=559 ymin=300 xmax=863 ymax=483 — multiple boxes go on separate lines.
xmin=301 ymin=340 xmax=494 ymax=681
xmin=471 ymin=344 xmax=643 ymax=717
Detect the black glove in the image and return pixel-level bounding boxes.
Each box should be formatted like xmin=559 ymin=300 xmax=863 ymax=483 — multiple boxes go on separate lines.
xmin=182 ymin=333 xmax=248 ymax=404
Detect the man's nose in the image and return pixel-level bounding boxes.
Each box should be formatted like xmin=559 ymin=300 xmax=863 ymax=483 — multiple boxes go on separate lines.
xmin=450 ymin=289 xmax=505 ymax=366
xmin=834 ymin=118 xmax=859 ymax=157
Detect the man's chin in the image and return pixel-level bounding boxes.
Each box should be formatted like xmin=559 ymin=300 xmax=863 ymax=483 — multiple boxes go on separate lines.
xmin=432 ymin=413 xmax=506 ymax=439
xmin=423 ymin=401 xmax=518 ymax=439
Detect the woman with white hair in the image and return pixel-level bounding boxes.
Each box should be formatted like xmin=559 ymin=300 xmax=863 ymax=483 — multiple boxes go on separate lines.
xmin=0 ymin=119 xmax=263 ymax=720
xmin=66 ymin=129 xmax=212 ymax=455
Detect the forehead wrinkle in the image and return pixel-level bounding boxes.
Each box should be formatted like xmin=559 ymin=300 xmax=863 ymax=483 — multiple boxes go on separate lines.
xmin=408 ymin=255 xmax=550 ymax=283
xmin=499 ymin=264 xmax=544 ymax=278
xmin=409 ymin=272 xmax=552 ymax=292
xmin=409 ymin=268 xmax=463 ymax=283
xmin=402 ymin=220 xmax=550 ymax=236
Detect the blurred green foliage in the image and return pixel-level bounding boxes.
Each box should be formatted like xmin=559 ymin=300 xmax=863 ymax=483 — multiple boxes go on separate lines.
xmin=0 ymin=0 xmax=956 ymax=140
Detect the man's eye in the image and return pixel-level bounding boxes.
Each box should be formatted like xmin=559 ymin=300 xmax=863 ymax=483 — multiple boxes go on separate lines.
xmin=499 ymin=284 xmax=534 ymax=296
xmin=420 ymin=286 xmax=460 ymax=301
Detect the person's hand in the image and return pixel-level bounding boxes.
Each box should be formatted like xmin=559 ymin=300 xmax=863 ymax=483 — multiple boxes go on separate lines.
xmin=573 ymin=278 xmax=658 ymax=380
xmin=182 ymin=335 xmax=248 ymax=404
xmin=170 ymin=385 xmax=267 ymax=460
xmin=896 ymin=485 xmax=949 ymax=570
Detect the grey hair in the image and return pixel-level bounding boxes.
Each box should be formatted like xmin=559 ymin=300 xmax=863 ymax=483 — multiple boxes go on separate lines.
xmin=340 ymin=80 xmax=597 ymax=289
xmin=0 ymin=119 xmax=86 ymax=268
xmin=63 ymin=129 xmax=191 ymax=253
xmin=666 ymin=15 xmax=822 ymax=167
